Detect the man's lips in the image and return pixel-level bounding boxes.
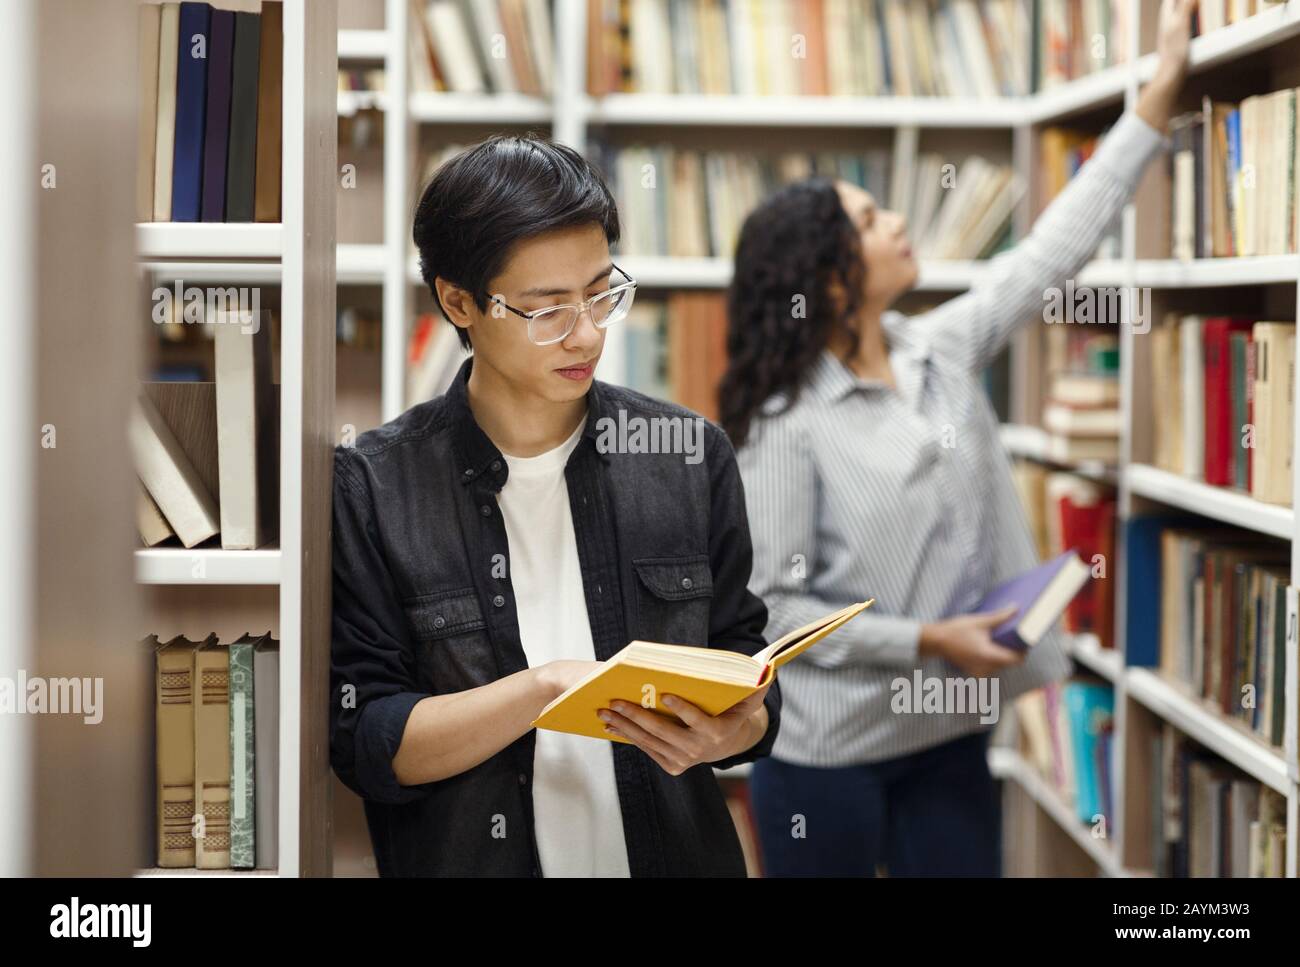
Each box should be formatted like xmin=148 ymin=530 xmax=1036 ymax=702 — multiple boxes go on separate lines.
xmin=555 ymin=361 xmax=595 ymax=380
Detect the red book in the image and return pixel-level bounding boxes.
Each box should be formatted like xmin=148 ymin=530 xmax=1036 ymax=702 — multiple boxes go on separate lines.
xmin=1056 ymin=487 xmax=1116 ymax=641
xmin=1202 ymin=318 xmax=1254 ymax=486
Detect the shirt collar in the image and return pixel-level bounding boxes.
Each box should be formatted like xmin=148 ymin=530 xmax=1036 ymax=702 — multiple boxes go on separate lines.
xmin=445 ymin=356 xmax=612 ymax=488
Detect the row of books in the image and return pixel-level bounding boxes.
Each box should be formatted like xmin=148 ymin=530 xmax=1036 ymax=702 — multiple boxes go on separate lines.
xmin=152 ymin=632 xmax=279 ymax=870
xmin=1016 ymin=678 xmax=1115 ymax=827
xmin=1149 ymin=315 xmax=1294 ymax=506
xmin=622 ymin=294 xmax=729 ymax=421
xmin=594 ymin=143 xmax=1017 ymax=261
xmin=137 ymin=1 xmax=283 ymax=223
xmin=1035 ymin=0 xmax=1128 ymax=90
xmin=1040 ymin=127 xmax=1122 ymax=260
xmin=1010 ymin=466 xmax=1116 ymax=649
xmin=1151 ymin=724 xmax=1287 ymax=877
xmin=1127 ymin=522 xmax=1289 ymax=747
xmin=1195 ymin=0 xmax=1286 ymax=36
xmin=1169 ymin=88 xmax=1299 ymax=260
xmin=588 ymin=0 xmax=1031 ymax=98
xmin=132 ymin=311 xmax=278 ymax=550
xmin=409 ymin=0 xmax=554 ymax=95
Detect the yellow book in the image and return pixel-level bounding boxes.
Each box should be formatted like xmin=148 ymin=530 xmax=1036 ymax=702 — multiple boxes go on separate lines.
xmin=532 ymin=599 xmax=875 ymax=742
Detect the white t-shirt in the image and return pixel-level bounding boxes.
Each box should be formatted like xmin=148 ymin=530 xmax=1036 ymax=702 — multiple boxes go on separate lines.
xmin=496 ymin=416 xmax=631 ymax=877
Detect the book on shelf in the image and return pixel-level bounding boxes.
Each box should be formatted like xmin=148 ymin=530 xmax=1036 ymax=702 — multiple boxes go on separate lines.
xmin=1194 ymin=0 xmax=1287 ymax=37
xmin=409 ymin=0 xmax=553 ymax=95
xmin=592 ymin=141 xmax=1015 ymax=261
xmin=976 ymin=550 xmax=1092 ymax=651
xmin=1152 ymin=723 xmax=1287 ymax=877
xmin=131 ymin=390 xmax=221 ymax=548
xmin=1034 ymin=0 xmax=1129 ymax=91
xmin=1156 ymin=528 xmax=1289 ymax=746
xmin=1015 ymin=677 xmax=1114 ymax=826
xmin=1040 ymin=126 xmax=1122 ymax=259
xmin=214 ymin=311 xmax=279 ymax=549
xmin=152 ymin=631 xmax=279 ymax=871
xmin=137 ymin=1 xmax=282 ymax=224
xmin=1010 ymin=467 xmax=1115 ymax=648
xmin=588 ymin=0 xmax=1030 ymax=98
xmin=406 ymin=312 xmax=467 ymax=408
xmin=1169 ymin=88 xmax=1298 ymax=260
xmin=1150 ymin=314 xmax=1294 ymax=506
xmin=534 ymin=599 xmax=873 ymax=741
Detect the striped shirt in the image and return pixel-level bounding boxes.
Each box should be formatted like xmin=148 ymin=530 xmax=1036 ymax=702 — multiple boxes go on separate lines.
xmin=737 ymin=111 xmax=1166 ymax=766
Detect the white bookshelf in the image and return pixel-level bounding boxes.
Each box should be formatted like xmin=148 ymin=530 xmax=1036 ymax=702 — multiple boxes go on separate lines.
xmin=338 ymin=0 xmax=1300 ymax=878
xmin=136 ymin=0 xmax=337 ymax=877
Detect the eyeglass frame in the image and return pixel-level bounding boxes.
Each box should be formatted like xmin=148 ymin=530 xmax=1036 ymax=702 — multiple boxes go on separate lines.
xmin=488 ymin=263 xmax=638 ymax=346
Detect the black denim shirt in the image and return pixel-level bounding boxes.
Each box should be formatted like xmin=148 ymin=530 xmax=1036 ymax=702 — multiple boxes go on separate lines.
xmin=329 ymin=357 xmax=780 ymax=876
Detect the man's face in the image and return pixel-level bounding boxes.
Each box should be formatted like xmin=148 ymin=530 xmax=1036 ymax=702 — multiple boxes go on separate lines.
xmin=457 ymin=222 xmax=613 ymax=405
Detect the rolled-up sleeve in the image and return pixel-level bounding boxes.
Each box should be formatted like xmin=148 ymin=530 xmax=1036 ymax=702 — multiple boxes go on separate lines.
xmin=329 ymin=447 xmax=437 ymax=806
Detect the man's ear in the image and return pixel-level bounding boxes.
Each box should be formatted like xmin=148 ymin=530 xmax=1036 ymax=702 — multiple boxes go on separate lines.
xmin=434 ymin=277 xmax=476 ymax=337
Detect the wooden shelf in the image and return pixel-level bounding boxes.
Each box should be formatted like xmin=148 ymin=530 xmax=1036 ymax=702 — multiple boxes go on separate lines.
xmin=136 ymin=223 xmax=283 ymax=260
xmin=1068 ymin=633 xmax=1123 ymax=683
xmin=409 ymin=91 xmax=552 ymax=124
xmin=337 ymin=89 xmax=389 ymax=116
xmin=337 ymin=243 xmax=387 ymax=284
xmin=1029 ymin=63 xmax=1129 ymax=124
xmin=1126 ymin=464 xmax=1293 ymax=540
xmin=988 ymin=746 xmax=1125 ymax=875
xmin=1134 ymin=256 xmax=1300 ymax=288
xmin=337 ymin=28 xmax=387 ymax=61
xmin=583 ymin=93 xmax=1026 ymax=128
xmin=134 ymin=547 xmax=282 ymax=586
xmin=1138 ymin=2 xmax=1300 ymax=80
xmin=1125 ymin=668 xmax=1291 ymax=795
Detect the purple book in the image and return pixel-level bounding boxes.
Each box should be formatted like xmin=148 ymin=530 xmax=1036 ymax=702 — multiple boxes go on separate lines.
xmin=201 ymin=9 xmax=235 ymax=222
xmin=975 ymin=551 xmax=1091 ymax=650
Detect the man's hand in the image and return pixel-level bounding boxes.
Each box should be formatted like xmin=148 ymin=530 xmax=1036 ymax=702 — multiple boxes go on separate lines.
xmin=919 ymin=605 xmax=1025 ymax=679
xmin=597 ymin=681 xmax=772 ymax=776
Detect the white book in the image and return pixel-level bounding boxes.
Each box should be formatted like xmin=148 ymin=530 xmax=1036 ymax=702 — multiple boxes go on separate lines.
xmin=523 ymin=0 xmax=554 ymax=95
xmin=427 ymin=1 xmax=486 ymax=94
xmin=131 ymin=393 xmax=219 ymax=548
xmin=214 ymin=311 xmax=277 ymax=549
xmin=467 ymin=0 xmax=514 ymax=93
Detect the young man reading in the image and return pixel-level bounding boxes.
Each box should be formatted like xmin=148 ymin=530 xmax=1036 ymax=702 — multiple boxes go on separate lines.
xmin=329 ymin=135 xmax=780 ymax=876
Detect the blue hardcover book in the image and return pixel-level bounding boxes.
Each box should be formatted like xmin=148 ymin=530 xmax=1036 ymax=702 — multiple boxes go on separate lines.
xmin=1123 ymin=515 xmax=1177 ymax=667
xmin=171 ymin=2 xmax=212 ymax=222
xmin=974 ymin=551 xmax=1091 ymax=651
xmin=1226 ymin=109 xmax=1241 ymax=253
xmin=1063 ymin=681 xmax=1114 ymax=826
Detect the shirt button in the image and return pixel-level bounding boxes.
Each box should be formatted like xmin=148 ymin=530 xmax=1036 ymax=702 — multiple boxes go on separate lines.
xmin=681 ymin=577 xmax=693 ymax=590
xmin=433 ymin=615 xmax=446 ymax=630
xmin=493 ymin=594 xmax=506 ymax=608
xmin=490 ymin=460 xmax=502 ymax=472
xmin=596 ymin=584 xmax=602 ymax=595
xmin=518 ymin=773 xmax=527 ymax=786
xmin=480 ymin=504 xmax=492 ymax=517
xmin=464 ymin=468 xmax=474 ymax=479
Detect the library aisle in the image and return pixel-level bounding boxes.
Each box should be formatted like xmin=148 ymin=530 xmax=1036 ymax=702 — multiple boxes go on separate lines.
xmin=2 ymin=0 xmax=1298 ymax=912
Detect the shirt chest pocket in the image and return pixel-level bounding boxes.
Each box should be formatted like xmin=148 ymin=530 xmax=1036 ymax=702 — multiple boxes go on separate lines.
xmin=402 ymin=587 xmax=496 ymax=693
xmin=631 ymin=555 xmax=713 ymax=647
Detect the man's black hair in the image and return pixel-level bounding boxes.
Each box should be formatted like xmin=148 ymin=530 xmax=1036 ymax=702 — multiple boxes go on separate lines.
xmin=412 ymin=133 xmax=621 ymax=350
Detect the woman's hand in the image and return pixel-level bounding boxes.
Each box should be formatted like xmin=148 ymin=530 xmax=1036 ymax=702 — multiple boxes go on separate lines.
xmin=1137 ymin=0 xmax=1197 ymax=132
xmin=919 ymin=606 xmax=1025 ymax=679
xmin=597 ymin=681 xmax=772 ymax=776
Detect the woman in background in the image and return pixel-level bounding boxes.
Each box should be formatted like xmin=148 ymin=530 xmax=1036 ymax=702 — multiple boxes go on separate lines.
xmin=723 ymin=0 xmax=1195 ymax=876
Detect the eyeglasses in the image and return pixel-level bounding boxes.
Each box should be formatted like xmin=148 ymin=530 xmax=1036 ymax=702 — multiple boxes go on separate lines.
xmin=490 ymin=264 xmax=638 ymax=346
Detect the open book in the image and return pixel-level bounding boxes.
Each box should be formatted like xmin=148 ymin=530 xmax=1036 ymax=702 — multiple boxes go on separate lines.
xmin=532 ymin=599 xmax=875 ymax=742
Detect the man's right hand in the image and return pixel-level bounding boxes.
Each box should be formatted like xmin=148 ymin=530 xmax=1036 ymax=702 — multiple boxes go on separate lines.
xmin=919 ymin=605 xmax=1025 ymax=678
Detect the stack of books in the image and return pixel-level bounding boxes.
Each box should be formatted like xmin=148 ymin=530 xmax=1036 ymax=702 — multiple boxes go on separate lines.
xmin=409 ymin=0 xmax=554 ymax=95
xmin=132 ymin=308 xmax=278 ymax=550
xmin=151 ymin=632 xmax=279 ymax=870
xmin=588 ymin=0 xmax=1031 ymax=98
xmin=1041 ymin=333 xmax=1121 ymax=466
xmin=1168 ymin=88 xmax=1299 ymax=260
xmin=1150 ymin=315 xmax=1294 ymax=505
xmin=137 ymin=1 xmax=283 ymax=223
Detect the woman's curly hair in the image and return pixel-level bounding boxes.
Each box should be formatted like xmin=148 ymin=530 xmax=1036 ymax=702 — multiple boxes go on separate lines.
xmin=718 ymin=177 xmax=864 ymax=448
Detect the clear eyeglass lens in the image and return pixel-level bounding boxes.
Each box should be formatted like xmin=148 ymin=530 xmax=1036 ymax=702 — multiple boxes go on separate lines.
xmin=528 ymin=306 xmax=579 ymax=345
xmin=591 ymin=286 xmax=634 ymax=327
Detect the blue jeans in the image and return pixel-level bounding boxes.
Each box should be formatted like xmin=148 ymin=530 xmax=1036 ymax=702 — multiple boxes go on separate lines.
xmin=750 ymin=730 xmax=1001 ymax=876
